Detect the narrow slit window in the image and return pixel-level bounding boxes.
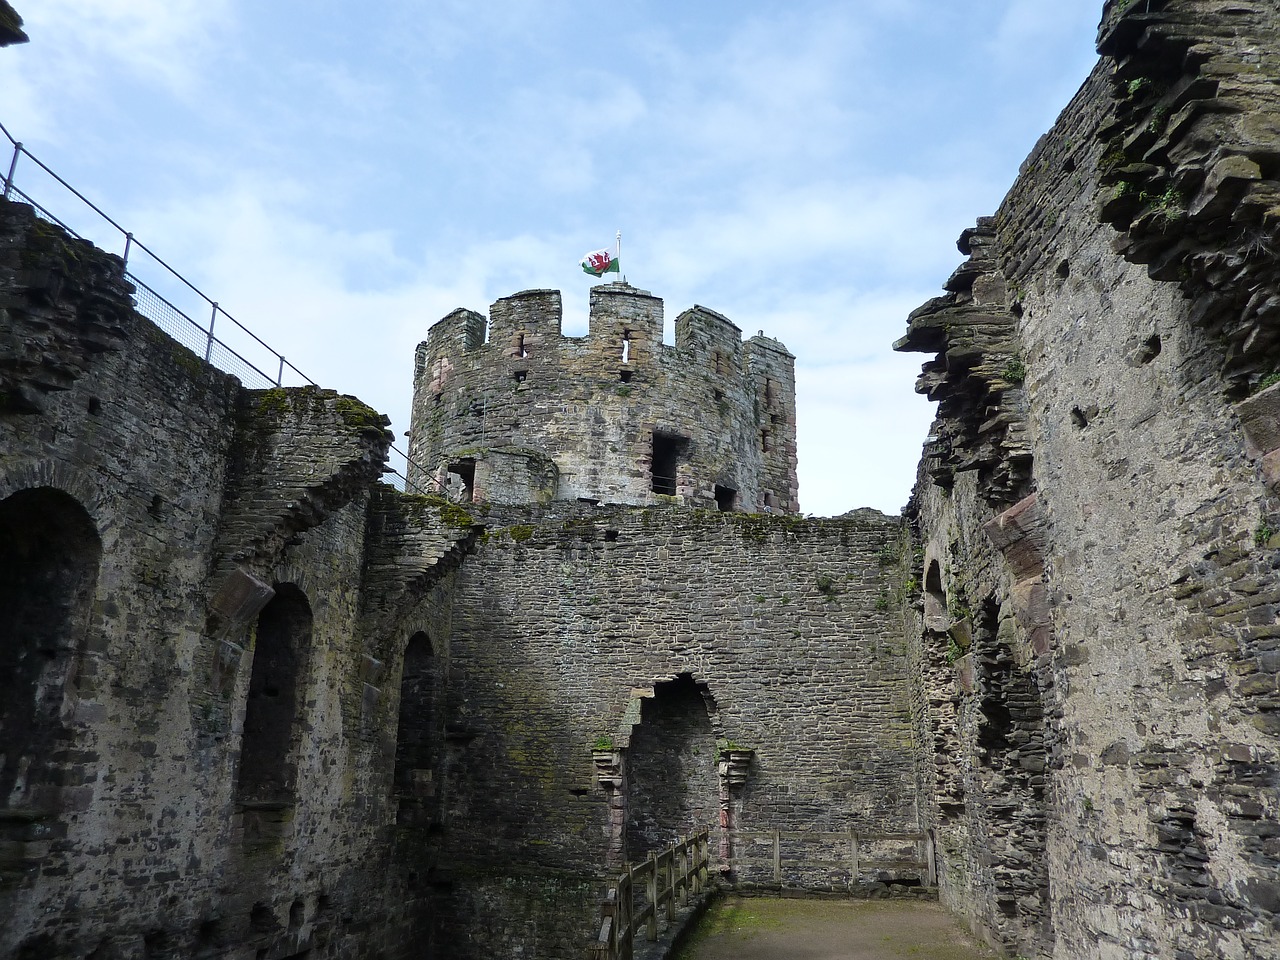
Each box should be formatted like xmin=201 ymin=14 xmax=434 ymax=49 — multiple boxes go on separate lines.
xmin=621 ymin=330 xmax=632 ymax=364
xmin=517 ymin=333 xmax=528 ymax=359
xmin=761 ymin=428 xmax=772 ymax=453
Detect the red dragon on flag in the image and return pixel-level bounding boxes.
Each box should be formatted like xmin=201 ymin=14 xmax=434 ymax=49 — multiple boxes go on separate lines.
xmin=580 ymin=248 xmax=620 ymax=277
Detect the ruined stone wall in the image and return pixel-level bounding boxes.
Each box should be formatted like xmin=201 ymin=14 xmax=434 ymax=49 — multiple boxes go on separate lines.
xmin=897 ymin=2 xmax=1280 ymax=956
xmin=433 ymin=502 xmax=918 ymax=959
xmin=406 ymin=283 xmax=800 ymax=513
xmin=0 ymin=196 xmax=464 ymax=960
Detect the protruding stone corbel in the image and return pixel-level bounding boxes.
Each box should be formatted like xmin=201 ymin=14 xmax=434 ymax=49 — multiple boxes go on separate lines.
xmin=592 ymin=748 xmax=622 ymax=791
xmin=207 ymin=568 xmax=275 ymax=695
xmin=717 ymin=748 xmax=753 ymax=790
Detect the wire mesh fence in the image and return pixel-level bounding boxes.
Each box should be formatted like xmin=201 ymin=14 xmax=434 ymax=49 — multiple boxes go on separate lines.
xmin=2 ymin=119 xmax=432 ymax=492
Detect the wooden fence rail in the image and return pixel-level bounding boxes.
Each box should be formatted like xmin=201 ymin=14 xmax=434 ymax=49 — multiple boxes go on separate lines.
xmin=589 ymin=830 xmax=711 ymax=960
xmin=729 ymin=828 xmax=932 ymax=888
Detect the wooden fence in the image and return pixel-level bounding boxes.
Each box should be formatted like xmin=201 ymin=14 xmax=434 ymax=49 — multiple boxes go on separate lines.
xmin=729 ymin=828 xmax=933 ymax=890
xmin=588 ymin=830 xmax=711 ymax=960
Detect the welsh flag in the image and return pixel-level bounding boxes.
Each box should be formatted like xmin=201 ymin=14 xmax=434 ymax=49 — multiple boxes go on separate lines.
xmin=580 ymin=248 xmax=620 ymax=277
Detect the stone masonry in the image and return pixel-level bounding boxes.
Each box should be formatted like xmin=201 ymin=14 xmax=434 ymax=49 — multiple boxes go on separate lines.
xmin=6 ymin=2 xmax=1280 ymax=958
xmin=897 ymin=2 xmax=1280 ymax=957
xmin=0 ymin=189 xmax=917 ymax=960
xmin=407 ymin=283 xmax=799 ymax=513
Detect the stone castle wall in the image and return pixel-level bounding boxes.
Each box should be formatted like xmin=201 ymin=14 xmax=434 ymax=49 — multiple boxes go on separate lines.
xmin=8 ymin=2 xmax=1280 ymax=957
xmin=406 ymin=283 xmax=800 ymax=513
xmin=897 ymin=2 xmax=1280 ymax=957
xmin=0 ymin=197 xmax=463 ymax=960
xmin=432 ymin=501 xmax=920 ymax=959
xmin=0 ymin=192 xmax=915 ymax=960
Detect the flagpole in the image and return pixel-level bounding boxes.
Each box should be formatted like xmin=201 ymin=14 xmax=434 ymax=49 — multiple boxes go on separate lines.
xmin=617 ymin=229 xmax=624 ymax=283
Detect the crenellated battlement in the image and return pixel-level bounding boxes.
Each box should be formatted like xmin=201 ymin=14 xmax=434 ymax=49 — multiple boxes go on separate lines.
xmin=408 ymin=282 xmax=798 ymax=512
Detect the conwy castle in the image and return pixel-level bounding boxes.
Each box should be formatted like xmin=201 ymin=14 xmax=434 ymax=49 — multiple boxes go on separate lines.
xmin=2 ymin=1 xmax=1280 ymax=958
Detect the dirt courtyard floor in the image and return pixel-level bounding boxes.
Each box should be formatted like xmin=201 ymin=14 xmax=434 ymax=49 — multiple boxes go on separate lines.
xmin=674 ymin=896 xmax=1000 ymax=960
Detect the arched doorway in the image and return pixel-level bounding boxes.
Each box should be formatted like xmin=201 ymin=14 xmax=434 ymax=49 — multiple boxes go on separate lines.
xmin=0 ymin=487 xmax=101 ymax=812
xmin=625 ymin=674 xmax=719 ymax=859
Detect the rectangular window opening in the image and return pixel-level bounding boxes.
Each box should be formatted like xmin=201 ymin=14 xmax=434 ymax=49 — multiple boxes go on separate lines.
xmin=448 ymin=459 xmax=476 ymax=502
xmin=513 ymin=370 xmax=527 ymax=383
xmin=517 ymin=333 xmax=528 ymax=359
xmin=621 ymin=330 xmax=632 ymax=363
xmin=651 ymin=432 xmax=687 ymax=496
xmin=714 ymin=485 xmax=737 ymax=513
xmin=761 ymin=428 xmax=772 ymax=453
xmin=619 ymin=369 xmax=633 ymax=383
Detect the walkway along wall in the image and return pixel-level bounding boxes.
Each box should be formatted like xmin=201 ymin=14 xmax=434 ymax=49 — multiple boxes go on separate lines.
xmin=897 ymin=2 xmax=1280 ymax=957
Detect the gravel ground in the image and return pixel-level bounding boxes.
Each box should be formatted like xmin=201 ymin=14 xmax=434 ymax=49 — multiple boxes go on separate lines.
xmin=674 ymin=896 xmax=1001 ymax=960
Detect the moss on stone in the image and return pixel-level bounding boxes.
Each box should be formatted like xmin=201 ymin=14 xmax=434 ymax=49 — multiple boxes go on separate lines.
xmin=334 ymin=394 xmax=391 ymax=437
xmin=439 ymin=501 xmax=476 ymax=527
xmin=256 ymin=387 xmax=289 ymax=417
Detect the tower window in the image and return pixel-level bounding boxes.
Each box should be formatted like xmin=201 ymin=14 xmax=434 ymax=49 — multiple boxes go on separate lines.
xmin=714 ymin=485 xmax=737 ymax=512
xmin=622 ymin=330 xmax=632 ymax=363
xmin=761 ymin=428 xmax=772 ymax=453
xmin=651 ymin=432 xmax=688 ymax=496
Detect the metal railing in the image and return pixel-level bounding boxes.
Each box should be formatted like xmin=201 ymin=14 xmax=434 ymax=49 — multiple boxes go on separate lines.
xmin=590 ymin=830 xmax=711 ymax=960
xmin=0 ymin=120 xmax=430 ymax=494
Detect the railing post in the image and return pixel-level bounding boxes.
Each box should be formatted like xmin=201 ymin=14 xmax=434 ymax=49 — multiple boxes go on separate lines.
xmin=205 ymin=302 xmax=218 ymax=363
xmin=773 ymin=829 xmax=781 ymax=885
xmin=2 ymin=141 xmax=20 ymax=200
xmin=646 ymin=853 xmax=658 ymax=942
xmin=620 ymin=870 xmax=633 ymax=960
xmin=121 ymin=232 xmax=133 ymax=269
xmin=276 ymin=353 xmax=285 ymax=387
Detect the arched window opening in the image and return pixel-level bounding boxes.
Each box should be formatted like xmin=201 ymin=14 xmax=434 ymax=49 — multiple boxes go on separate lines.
xmin=0 ymin=487 xmax=101 ymax=813
xmin=394 ymin=632 xmax=439 ymax=825
xmin=236 ymin=584 xmax=311 ymax=806
xmin=625 ymin=674 xmax=718 ymax=860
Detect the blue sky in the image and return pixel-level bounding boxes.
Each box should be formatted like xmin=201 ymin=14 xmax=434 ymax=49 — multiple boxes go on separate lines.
xmin=1 ymin=1 xmax=1102 ymax=515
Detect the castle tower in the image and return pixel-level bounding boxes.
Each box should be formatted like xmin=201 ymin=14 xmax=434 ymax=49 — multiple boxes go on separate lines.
xmin=407 ymin=283 xmax=799 ymax=512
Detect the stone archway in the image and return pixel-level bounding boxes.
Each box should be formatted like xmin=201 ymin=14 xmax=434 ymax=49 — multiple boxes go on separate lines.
xmin=0 ymin=486 xmax=102 ymax=885
xmin=0 ymin=486 xmax=101 ymax=813
xmin=623 ymin=674 xmax=719 ymax=860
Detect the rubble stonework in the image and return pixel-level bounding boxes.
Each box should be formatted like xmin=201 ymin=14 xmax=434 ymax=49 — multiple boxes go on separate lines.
xmin=898 ymin=1 xmax=1280 ymax=957
xmin=5 ymin=2 xmax=1280 ymax=958
xmin=0 ymin=189 xmax=916 ymax=960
